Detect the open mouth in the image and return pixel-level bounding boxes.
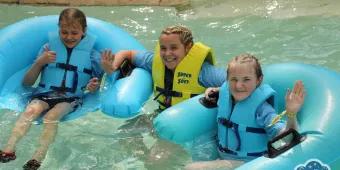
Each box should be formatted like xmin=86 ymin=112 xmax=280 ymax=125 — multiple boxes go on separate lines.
xmin=163 ymin=57 xmax=176 ymax=62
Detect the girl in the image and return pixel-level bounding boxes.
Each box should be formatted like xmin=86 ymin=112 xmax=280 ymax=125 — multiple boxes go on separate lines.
xmin=104 ymin=25 xmax=226 ymax=110
xmin=103 ymin=25 xmax=227 ymax=169
xmin=185 ymin=54 xmax=305 ymax=170
xmin=0 ymin=8 xmax=112 ymax=170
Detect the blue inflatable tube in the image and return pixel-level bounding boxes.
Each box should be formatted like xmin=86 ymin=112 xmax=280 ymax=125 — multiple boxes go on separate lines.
xmin=154 ymin=63 xmax=340 ymax=169
xmin=153 ymin=94 xmax=217 ymax=143
xmin=0 ymin=16 xmax=152 ymax=121
xmin=101 ymin=68 xmax=153 ymax=118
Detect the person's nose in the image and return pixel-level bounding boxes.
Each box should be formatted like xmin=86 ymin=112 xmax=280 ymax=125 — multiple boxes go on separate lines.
xmin=236 ymin=81 xmax=243 ymax=89
xmin=164 ymin=49 xmax=171 ymax=56
xmin=65 ymin=34 xmax=73 ymax=40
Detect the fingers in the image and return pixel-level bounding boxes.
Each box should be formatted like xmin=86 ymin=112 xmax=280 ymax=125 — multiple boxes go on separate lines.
xmin=292 ymin=80 xmax=300 ymax=95
xmin=47 ymin=51 xmax=56 ymax=63
xmin=43 ymin=45 xmax=50 ymax=52
xmin=297 ymin=80 xmax=305 ymax=98
xmin=87 ymin=77 xmax=100 ymax=92
xmin=285 ymin=88 xmax=292 ymax=101
xmin=101 ymin=49 xmax=113 ymax=62
xmin=101 ymin=50 xmax=115 ymax=74
xmin=204 ymin=88 xmax=213 ymax=98
xmin=287 ymin=80 xmax=305 ymax=99
xmin=285 ymin=80 xmax=306 ymax=114
xmin=90 ymin=77 xmax=99 ymax=82
xmin=204 ymin=87 xmax=219 ymax=100
xmin=292 ymin=80 xmax=304 ymax=96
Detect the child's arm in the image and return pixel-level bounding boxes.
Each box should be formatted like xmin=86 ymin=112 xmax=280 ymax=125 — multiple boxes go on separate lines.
xmin=112 ymin=50 xmax=137 ymax=71
xmin=23 ymin=47 xmax=56 ymax=86
xmin=101 ymin=50 xmax=137 ymax=74
xmin=283 ymin=80 xmax=305 ymax=131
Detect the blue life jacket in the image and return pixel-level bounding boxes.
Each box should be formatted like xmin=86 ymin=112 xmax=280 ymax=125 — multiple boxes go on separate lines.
xmin=217 ymin=82 xmax=277 ymax=160
xmin=39 ymin=32 xmax=96 ymax=97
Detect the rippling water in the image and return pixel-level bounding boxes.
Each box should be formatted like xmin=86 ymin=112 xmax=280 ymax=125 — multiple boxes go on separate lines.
xmin=1 ymin=1 xmax=340 ymax=169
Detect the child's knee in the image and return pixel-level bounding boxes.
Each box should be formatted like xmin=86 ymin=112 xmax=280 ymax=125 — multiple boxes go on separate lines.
xmin=22 ymin=107 xmax=41 ymax=122
xmin=42 ymin=114 xmax=60 ymax=124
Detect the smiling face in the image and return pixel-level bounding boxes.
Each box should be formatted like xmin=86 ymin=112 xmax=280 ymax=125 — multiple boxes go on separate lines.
xmin=159 ymin=33 xmax=191 ymax=71
xmin=158 ymin=25 xmax=193 ymax=71
xmin=58 ymin=8 xmax=87 ymax=49
xmin=227 ymin=54 xmax=263 ymax=102
xmin=59 ymin=21 xmax=84 ymax=48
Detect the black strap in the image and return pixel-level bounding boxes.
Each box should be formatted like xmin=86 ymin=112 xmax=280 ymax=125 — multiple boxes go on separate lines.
xmin=234 ymin=124 xmax=241 ymax=151
xmin=218 ymin=144 xmax=267 ymax=157
xmin=190 ymin=94 xmax=199 ymax=97
xmin=157 ymin=100 xmax=169 ymax=110
xmin=154 ymin=86 xmax=183 ymax=99
xmin=153 ymin=88 xmax=173 ymax=109
xmin=218 ymin=144 xmax=238 ymax=155
xmin=50 ymin=86 xmax=74 ymax=93
xmin=218 ymin=118 xmax=265 ymax=134
xmin=83 ymin=68 xmax=93 ymax=75
xmin=56 ymin=63 xmax=77 ymax=71
xmin=56 ymin=63 xmax=92 ymax=75
xmin=246 ymin=127 xmax=266 ymax=134
xmin=218 ymin=118 xmax=240 ymax=150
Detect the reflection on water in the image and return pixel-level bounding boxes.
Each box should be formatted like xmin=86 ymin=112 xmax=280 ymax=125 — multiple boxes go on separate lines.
xmin=1 ymin=1 xmax=340 ymax=169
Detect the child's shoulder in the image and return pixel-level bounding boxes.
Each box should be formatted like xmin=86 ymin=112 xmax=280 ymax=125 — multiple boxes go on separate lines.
xmin=256 ymin=101 xmax=275 ymax=116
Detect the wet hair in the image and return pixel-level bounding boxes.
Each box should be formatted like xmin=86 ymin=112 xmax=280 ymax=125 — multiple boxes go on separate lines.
xmin=160 ymin=25 xmax=193 ymax=46
xmin=58 ymin=8 xmax=87 ymax=32
xmin=227 ymin=53 xmax=263 ymax=80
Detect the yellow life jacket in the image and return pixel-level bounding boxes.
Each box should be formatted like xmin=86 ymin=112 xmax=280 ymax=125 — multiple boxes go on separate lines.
xmin=152 ymin=42 xmax=216 ymax=109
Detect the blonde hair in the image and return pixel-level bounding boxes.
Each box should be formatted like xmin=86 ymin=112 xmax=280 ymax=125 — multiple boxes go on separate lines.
xmin=227 ymin=53 xmax=263 ymax=79
xmin=160 ymin=25 xmax=193 ymax=46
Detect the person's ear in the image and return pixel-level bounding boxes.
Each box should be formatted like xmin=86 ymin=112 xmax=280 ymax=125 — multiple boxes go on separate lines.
xmin=185 ymin=42 xmax=193 ymax=53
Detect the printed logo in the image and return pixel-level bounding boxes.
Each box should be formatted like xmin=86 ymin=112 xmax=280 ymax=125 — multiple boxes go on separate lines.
xmin=295 ymin=159 xmax=330 ymax=170
xmin=177 ymin=72 xmax=191 ymax=84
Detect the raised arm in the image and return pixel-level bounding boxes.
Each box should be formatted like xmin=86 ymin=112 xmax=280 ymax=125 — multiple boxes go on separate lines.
xmin=112 ymin=50 xmax=137 ymax=71
xmin=283 ymin=80 xmax=305 ymax=131
xmin=23 ymin=46 xmax=56 ymax=86
xmin=101 ymin=49 xmax=137 ymax=74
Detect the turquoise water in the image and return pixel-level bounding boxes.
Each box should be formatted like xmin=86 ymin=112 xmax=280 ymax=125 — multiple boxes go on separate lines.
xmin=1 ymin=1 xmax=340 ymax=169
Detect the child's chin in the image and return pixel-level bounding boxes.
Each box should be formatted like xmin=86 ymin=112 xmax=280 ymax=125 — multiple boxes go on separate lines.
xmin=165 ymin=64 xmax=176 ymax=70
xmin=65 ymin=44 xmax=76 ymax=48
xmin=234 ymin=96 xmax=248 ymax=102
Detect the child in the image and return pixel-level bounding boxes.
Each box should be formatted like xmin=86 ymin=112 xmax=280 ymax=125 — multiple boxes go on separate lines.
xmin=185 ymin=54 xmax=305 ymax=170
xmin=0 ymin=8 xmax=112 ymax=169
xmin=104 ymin=25 xmax=226 ymax=110
xmin=103 ymin=25 xmax=226 ymax=169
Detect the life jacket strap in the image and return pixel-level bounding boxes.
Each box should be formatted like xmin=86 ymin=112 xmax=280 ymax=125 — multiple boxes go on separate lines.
xmin=218 ymin=143 xmax=267 ymax=157
xmin=39 ymin=70 xmax=79 ymax=94
xmin=246 ymin=127 xmax=266 ymax=134
xmin=155 ymin=86 xmax=182 ymax=98
xmin=56 ymin=63 xmax=93 ymax=75
xmin=218 ymin=118 xmax=266 ymax=134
